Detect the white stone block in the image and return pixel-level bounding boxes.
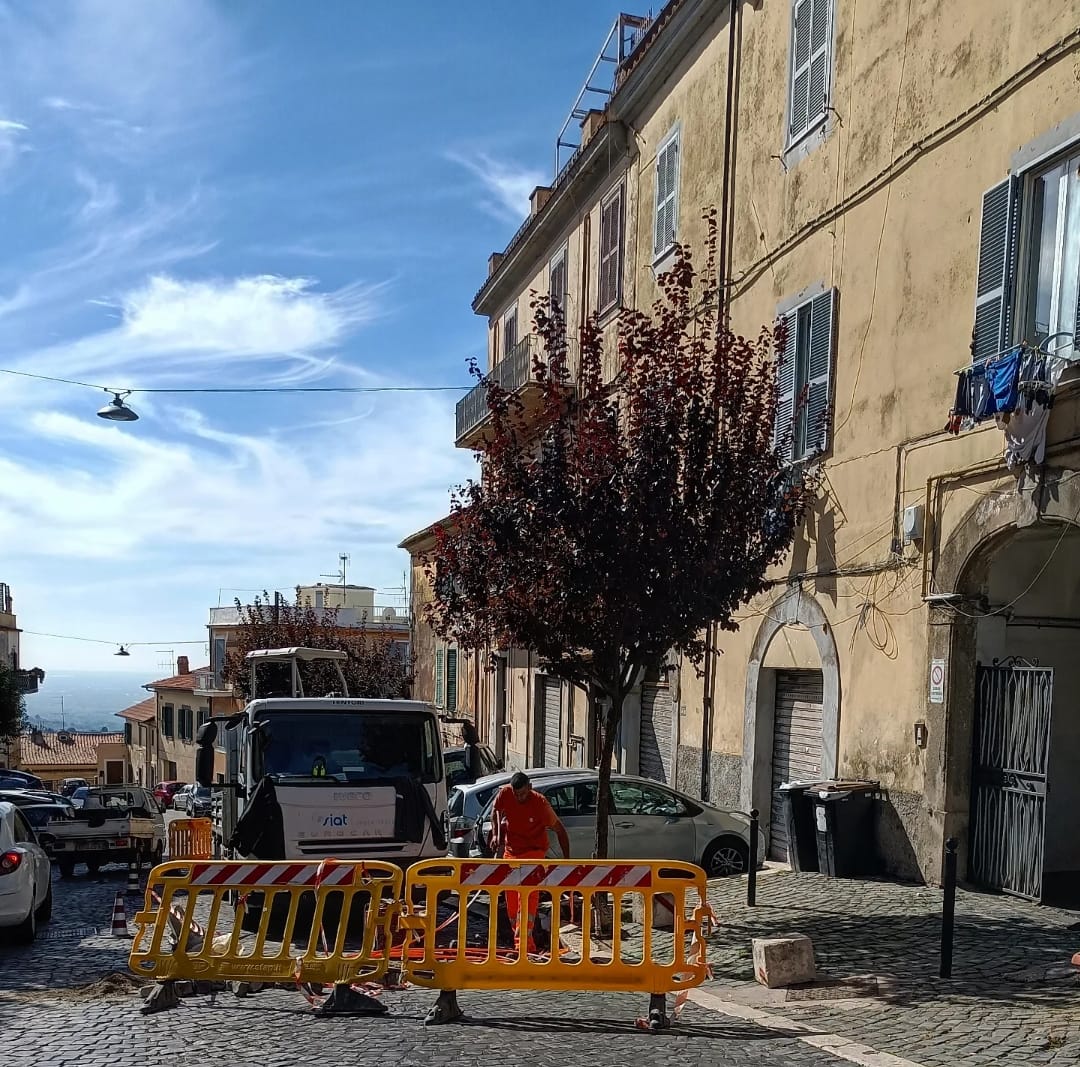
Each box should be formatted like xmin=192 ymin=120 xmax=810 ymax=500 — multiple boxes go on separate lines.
xmin=752 ymin=933 xmax=816 ymax=988
xmin=631 ymin=892 xmax=677 ymax=931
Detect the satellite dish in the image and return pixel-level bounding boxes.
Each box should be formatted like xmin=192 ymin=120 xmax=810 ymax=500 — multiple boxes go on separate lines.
xmin=382 ymin=607 xmax=396 ymax=621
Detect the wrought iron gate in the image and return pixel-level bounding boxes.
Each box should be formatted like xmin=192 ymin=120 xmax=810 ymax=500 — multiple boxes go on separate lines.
xmin=969 ymin=663 xmax=1053 ymax=901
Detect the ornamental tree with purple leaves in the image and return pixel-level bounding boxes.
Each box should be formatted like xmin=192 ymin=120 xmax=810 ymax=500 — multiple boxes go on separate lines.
xmin=425 ymin=214 xmax=811 ymax=858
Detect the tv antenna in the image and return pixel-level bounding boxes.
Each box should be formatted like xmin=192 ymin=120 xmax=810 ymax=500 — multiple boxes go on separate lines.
xmin=321 ymin=553 xmax=351 ymax=597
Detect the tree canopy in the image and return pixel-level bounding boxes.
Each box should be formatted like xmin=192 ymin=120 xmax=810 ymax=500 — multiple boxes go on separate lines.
xmin=424 ymin=214 xmax=813 ymax=855
xmin=222 ymin=591 xmax=411 ymax=701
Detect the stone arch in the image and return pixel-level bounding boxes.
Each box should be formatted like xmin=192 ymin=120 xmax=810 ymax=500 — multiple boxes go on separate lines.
xmin=921 ymin=466 xmax=1080 ymax=883
xmin=740 ymin=586 xmax=841 ymax=821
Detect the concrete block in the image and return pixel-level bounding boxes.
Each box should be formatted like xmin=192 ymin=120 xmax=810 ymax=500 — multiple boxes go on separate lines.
xmin=631 ymin=893 xmax=677 ymax=931
xmin=752 ymin=933 xmax=816 ymax=988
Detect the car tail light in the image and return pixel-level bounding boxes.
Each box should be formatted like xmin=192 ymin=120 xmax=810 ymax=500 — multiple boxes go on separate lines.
xmin=114 ymin=838 xmax=129 ymax=847
xmin=0 ymin=849 xmax=22 ymax=874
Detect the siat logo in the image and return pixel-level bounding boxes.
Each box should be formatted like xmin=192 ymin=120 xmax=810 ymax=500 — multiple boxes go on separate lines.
xmin=322 ymin=813 xmax=348 ymax=828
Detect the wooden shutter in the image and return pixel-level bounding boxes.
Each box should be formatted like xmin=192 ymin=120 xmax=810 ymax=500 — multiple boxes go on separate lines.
xmin=599 ymin=186 xmax=623 ymax=311
xmin=805 ymin=288 xmax=837 ymax=456
xmin=774 ymin=309 xmax=798 ymax=460
xmin=972 ymin=176 xmax=1020 ymax=362
xmin=435 ymin=647 xmax=445 ymax=708
xmin=446 ymin=648 xmax=458 ymax=712
xmin=789 ymin=0 xmax=812 ymax=139
xmin=549 ymin=249 xmax=567 ymax=313
xmin=654 ymin=136 xmax=679 ymax=257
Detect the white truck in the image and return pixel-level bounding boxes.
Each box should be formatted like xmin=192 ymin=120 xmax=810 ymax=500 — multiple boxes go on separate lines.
xmin=50 ymin=785 xmax=166 ymax=878
xmin=196 ymin=647 xmax=449 ymax=866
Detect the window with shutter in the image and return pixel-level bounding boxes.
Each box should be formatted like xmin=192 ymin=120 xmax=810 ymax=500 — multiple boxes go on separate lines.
xmin=599 ymin=184 xmax=624 ymax=312
xmin=435 ymin=647 xmax=445 ymax=708
xmin=653 ymin=133 xmax=680 ymax=259
xmin=501 ymin=307 xmax=518 ymax=361
xmin=788 ymin=0 xmax=832 ymax=145
xmin=972 ymin=177 xmax=1020 ymax=362
xmin=774 ymin=288 xmax=837 ymax=462
xmin=549 ymin=246 xmax=568 ymax=315
xmin=162 ymin=704 xmax=174 ymax=739
xmin=446 ymin=648 xmax=458 ymax=712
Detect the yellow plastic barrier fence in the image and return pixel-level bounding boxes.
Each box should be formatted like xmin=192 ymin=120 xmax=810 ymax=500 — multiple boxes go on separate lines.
xmin=400 ymin=858 xmax=712 ymax=1027
xmin=129 ymin=859 xmax=402 ymax=987
xmin=167 ymin=818 xmax=212 ymax=860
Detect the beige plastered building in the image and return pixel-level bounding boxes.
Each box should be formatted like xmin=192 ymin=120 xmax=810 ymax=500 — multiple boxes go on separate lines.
xmin=410 ymin=0 xmax=1080 ymax=899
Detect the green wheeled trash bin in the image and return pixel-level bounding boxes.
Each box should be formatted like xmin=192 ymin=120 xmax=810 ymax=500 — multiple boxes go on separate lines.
xmin=778 ymin=781 xmax=820 ymax=873
xmin=810 ymin=780 xmax=881 ymax=878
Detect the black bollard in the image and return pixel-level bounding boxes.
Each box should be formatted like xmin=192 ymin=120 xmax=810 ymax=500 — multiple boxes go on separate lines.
xmin=747 ymin=809 xmax=759 ymax=906
xmin=939 ymin=837 xmax=958 ymax=979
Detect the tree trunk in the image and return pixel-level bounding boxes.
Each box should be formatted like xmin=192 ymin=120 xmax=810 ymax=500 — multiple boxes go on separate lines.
xmin=592 ymin=693 xmax=624 ymax=859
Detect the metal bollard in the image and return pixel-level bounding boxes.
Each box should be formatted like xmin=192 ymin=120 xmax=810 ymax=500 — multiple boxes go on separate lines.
xmin=939 ymin=836 xmax=958 ymax=979
xmin=747 ymin=809 xmax=759 ymax=906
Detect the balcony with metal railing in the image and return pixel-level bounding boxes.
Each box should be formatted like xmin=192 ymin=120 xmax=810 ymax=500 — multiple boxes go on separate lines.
xmin=455 ymin=335 xmax=574 ymax=448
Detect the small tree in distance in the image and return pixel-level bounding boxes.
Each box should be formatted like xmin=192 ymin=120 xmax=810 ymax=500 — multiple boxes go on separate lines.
xmin=0 ymin=665 xmax=31 ymax=743
xmin=222 ymin=591 xmax=411 ymax=701
xmin=424 ymin=212 xmax=813 ymax=858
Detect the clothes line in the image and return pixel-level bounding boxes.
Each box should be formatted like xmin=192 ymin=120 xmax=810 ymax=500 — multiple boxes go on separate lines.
xmin=953 ymin=330 xmax=1076 ymax=377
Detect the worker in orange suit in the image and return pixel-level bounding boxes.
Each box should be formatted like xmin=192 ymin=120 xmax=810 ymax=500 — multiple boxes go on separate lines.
xmin=491 ymin=771 xmax=571 ymax=955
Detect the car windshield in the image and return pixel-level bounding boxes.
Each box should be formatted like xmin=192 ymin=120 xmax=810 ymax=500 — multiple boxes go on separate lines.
xmin=194 ymin=786 xmax=211 ymax=799
xmin=447 ymin=788 xmax=464 ymax=818
xmin=256 ymin=710 xmax=441 ymax=784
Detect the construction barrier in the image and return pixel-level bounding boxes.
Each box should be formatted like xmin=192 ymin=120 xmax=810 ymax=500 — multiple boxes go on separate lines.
xmin=129 ymin=859 xmax=402 ymax=987
xmin=167 ymin=818 xmax=213 ymax=860
xmin=400 ymin=857 xmax=711 ymax=1016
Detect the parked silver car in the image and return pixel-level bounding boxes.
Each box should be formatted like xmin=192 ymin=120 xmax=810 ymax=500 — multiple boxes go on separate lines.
xmin=471 ymin=771 xmax=765 ymax=877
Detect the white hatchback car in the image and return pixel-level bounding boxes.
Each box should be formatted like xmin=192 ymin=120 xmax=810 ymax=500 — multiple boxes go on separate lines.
xmin=0 ymin=800 xmax=53 ymax=944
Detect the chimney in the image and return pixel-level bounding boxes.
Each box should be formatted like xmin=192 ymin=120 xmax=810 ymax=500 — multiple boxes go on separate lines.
xmin=487 ymin=252 xmax=504 ymax=278
xmin=176 ymin=655 xmax=190 ymax=676
xmin=579 ymin=108 xmax=607 ymax=148
xmin=529 ymin=185 xmax=553 ymax=217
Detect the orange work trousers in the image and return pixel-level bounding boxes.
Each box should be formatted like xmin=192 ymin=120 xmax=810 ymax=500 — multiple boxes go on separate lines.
xmin=502 ymin=847 xmax=547 ymax=952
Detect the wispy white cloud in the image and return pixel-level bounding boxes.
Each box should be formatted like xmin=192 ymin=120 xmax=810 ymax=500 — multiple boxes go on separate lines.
xmin=0 ymin=115 xmax=30 ymax=173
xmin=446 ymin=149 xmax=546 ymax=223
xmin=73 ymin=168 xmax=119 ymax=221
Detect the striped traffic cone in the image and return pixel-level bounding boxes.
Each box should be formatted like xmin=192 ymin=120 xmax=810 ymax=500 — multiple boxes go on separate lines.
xmin=127 ymin=861 xmax=140 ymax=895
xmin=110 ymin=891 xmax=130 ymax=938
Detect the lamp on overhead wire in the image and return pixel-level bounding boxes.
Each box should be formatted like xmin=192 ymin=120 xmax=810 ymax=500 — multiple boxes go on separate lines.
xmin=97 ymin=391 xmax=139 ymax=422
xmin=115 ymin=645 xmax=131 ymax=657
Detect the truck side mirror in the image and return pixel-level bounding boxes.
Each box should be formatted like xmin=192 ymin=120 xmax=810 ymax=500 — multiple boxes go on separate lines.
xmin=195 ymin=720 xmax=218 ymax=788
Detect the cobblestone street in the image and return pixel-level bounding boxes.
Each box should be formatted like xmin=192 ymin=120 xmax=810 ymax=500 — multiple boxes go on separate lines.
xmin=0 ymin=865 xmax=853 ymax=1067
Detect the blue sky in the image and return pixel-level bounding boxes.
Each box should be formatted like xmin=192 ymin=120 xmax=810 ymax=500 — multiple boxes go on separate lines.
xmin=0 ymin=0 xmax=634 ymax=674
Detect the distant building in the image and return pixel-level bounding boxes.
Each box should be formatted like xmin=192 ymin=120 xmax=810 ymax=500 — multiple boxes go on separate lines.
xmin=13 ymin=728 xmax=127 ymax=789
xmin=0 ymin=581 xmax=45 ymax=698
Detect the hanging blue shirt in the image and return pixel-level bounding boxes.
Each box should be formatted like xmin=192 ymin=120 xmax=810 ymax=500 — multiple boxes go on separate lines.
xmin=987 ymin=348 xmax=1022 ymax=415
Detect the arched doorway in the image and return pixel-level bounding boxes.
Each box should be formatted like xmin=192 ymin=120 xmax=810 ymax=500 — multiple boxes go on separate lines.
xmin=924 ymin=466 xmax=1080 ymax=902
xmin=741 ymin=588 xmax=841 ymax=860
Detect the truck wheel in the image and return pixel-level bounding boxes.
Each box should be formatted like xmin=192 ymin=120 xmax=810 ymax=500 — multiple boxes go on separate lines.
xmin=152 ymin=842 xmax=164 ymax=867
xmin=86 ymin=860 xmax=102 ymax=876
xmin=58 ymin=859 xmax=75 ymax=879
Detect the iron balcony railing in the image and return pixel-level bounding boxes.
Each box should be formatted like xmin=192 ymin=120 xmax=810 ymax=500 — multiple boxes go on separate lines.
xmin=456 ymin=335 xmax=546 ymax=440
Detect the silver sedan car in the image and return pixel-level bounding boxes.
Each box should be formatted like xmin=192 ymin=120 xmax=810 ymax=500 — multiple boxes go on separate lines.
xmin=471 ymin=771 xmax=765 ymax=877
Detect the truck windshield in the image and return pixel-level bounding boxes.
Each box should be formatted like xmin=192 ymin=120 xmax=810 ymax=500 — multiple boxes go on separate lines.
xmin=258 ymin=711 xmax=441 ymax=784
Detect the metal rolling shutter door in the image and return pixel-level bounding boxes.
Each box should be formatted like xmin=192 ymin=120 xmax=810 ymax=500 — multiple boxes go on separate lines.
xmin=639 ymin=685 xmax=673 ymax=784
xmin=543 ymin=677 xmax=561 ymax=768
xmin=770 ymin=670 xmax=824 ymax=861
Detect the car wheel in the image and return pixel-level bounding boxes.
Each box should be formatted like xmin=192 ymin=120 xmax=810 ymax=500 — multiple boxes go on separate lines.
xmin=703 ymin=837 xmax=750 ymax=878
xmin=58 ymin=859 xmax=75 ymax=879
xmin=86 ymin=860 xmax=102 ymax=876
xmin=10 ymin=890 xmax=37 ymax=945
xmin=35 ymin=880 xmax=53 ymax=923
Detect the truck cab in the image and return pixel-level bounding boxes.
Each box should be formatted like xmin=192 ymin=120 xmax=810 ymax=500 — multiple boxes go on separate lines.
xmin=197 ymin=648 xmax=448 ymax=865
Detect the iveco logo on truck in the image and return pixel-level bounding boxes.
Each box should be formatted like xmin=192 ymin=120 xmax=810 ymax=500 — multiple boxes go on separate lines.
xmin=322 ymin=814 xmax=349 ymax=828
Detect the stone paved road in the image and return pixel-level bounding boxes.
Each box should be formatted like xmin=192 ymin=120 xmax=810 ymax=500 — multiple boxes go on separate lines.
xmin=0 ymin=865 xmax=853 ymax=1067
xmin=702 ymin=869 xmax=1080 ymax=1067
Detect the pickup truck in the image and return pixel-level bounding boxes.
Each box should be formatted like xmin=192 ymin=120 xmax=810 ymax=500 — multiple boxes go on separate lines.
xmin=50 ymin=785 xmax=166 ymax=878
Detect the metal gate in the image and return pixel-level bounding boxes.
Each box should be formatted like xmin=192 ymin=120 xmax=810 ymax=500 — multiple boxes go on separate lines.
xmin=970 ymin=663 xmax=1053 ymax=901
xmin=770 ymin=670 xmax=824 ymax=862
xmin=540 ymin=676 xmax=561 ymax=768
xmin=639 ymin=685 xmax=673 ymax=784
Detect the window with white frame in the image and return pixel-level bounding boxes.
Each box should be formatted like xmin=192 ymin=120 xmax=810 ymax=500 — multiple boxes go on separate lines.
xmin=774 ymin=288 xmax=837 ymax=462
xmin=549 ymin=246 xmax=568 ymax=315
xmin=788 ymin=0 xmax=833 ymax=145
xmin=973 ymin=150 xmax=1080 ymax=362
xmin=599 ymin=184 xmax=624 ymax=313
xmin=653 ymin=133 xmax=680 ymax=260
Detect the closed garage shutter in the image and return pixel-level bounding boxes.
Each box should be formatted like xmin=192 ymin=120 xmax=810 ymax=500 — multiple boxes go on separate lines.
xmin=542 ymin=677 xmax=561 ymax=767
xmin=770 ymin=669 xmax=824 ymax=861
xmin=638 ymin=685 xmax=673 ymax=784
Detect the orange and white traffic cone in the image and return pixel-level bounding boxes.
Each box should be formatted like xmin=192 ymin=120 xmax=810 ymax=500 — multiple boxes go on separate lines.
xmin=110 ymin=890 xmax=130 ymax=938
